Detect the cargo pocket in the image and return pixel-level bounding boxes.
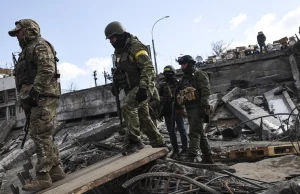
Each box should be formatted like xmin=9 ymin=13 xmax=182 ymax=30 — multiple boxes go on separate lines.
xmin=35 ymin=109 xmax=53 ymax=134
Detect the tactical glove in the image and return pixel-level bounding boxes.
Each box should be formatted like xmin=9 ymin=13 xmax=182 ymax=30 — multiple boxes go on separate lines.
xmin=135 ymin=88 xmax=148 ymax=103
xmin=22 ymin=87 xmax=39 ymax=107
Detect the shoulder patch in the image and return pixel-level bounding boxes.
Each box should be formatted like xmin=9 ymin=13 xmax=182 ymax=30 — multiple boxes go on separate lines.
xmin=135 ymin=50 xmax=148 ymax=60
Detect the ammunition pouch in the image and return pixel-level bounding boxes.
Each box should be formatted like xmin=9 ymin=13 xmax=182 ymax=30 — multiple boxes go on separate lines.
xmin=177 ymin=87 xmax=197 ymax=105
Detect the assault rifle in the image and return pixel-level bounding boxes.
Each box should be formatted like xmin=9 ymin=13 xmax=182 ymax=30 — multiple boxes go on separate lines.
xmin=21 ymin=112 xmax=31 ymax=149
xmin=12 ymin=53 xmax=17 ymax=67
xmin=111 ymin=68 xmax=123 ymax=127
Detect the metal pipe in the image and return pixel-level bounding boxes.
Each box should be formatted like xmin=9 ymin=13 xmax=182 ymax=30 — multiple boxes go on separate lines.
xmin=222 ymin=170 xmax=267 ymax=189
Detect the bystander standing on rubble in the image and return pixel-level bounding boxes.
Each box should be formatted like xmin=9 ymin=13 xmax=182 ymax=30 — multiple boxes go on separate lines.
xmin=176 ymin=55 xmax=214 ymax=164
xmin=8 ymin=19 xmax=65 ymax=191
xmin=257 ymin=31 xmax=267 ymax=53
xmin=159 ymin=65 xmax=188 ymax=159
xmin=105 ymin=21 xmax=165 ymax=156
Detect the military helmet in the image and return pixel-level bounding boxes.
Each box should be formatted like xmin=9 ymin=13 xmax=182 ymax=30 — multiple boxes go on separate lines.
xmin=8 ymin=19 xmax=40 ymax=37
xmin=163 ymin=65 xmax=176 ymax=75
xmin=176 ymin=55 xmax=196 ymax=65
xmin=104 ymin=21 xmax=126 ymax=39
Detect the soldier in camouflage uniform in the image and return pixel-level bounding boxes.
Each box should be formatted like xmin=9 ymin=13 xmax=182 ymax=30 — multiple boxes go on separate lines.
xmin=176 ymin=55 xmax=214 ymax=164
xmin=105 ymin=21 xmax=165 ymax=155
xmin=8 ymin=19 xmax=65 ymax=191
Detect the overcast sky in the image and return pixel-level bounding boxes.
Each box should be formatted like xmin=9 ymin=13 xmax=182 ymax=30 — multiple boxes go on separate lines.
xmin=1 ymin=0 xmax=300 ymax=90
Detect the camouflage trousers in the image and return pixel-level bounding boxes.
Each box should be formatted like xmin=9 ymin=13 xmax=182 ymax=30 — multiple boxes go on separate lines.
xmin=122 ymin=86 xmax=163 ymax=145
xmin=23 ymin=97 xmax=61 ymax=173
xmin=186 ymin=107 xmax=212 ymax=156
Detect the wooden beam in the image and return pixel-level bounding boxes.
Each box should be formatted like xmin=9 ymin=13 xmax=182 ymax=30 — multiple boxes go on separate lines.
xmin=40 ymin=146 xmax=168 ymax=194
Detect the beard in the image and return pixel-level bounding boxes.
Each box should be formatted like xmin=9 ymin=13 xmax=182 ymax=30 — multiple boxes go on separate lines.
xmin=18 ymin=38 xmax=26 ymax=49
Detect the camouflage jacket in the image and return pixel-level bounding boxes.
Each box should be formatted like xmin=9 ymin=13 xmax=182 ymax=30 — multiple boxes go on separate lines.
xmin=179 ymin=68 xmax=211 ymax=108
xmin=114 ymin=35 xmax=155 ymax=93
xmin=16 ymin=37 xmax=59 ymax=98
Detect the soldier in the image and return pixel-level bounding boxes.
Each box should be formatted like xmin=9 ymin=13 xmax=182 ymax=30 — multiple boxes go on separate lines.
xmin=176 ymin=55 xmax=214 ymax=164
xmin=159 ymin=65 xmax=188 ymax=159
xmin=105 ymin=21 xmax=165 ymax=155
xmin=8 ymin=19 xmax=65 ymax=191
xmin=257 ymin=31 xmax=267 ymax=53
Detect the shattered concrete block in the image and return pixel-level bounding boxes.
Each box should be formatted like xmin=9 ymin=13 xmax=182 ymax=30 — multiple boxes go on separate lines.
xmin=0 ymin=139 xmax=35 ymax=170
xmin=264 ymin=86 xmax=298 ymax=121
xmin=77 ymin=122 xmax=120 ymax=143
xmin=253 ymin=96 xmax=264 ymax=106
xmin=226 ymin=97 xmax=282 ymax=139
xmin=222 ymin=87 xmax=245 ymax=103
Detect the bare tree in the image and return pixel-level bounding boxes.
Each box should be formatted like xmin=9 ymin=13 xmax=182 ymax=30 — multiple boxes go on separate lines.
xmin=211 ymin=40 xmax=232 ymax=57
xmin=69 ymin=82 xmax=78 ymax=92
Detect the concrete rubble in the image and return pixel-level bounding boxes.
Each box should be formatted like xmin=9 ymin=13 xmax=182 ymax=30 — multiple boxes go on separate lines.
xmin=2 ymin=47 xmax=300 ymax=193
xmin=1 ymin=82 xmax=300 ymax=194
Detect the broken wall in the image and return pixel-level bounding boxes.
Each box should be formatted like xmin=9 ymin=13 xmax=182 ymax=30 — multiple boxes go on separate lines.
xmin=57 ymin=84 xmax=124 ymax=121
xmin=159 ymin=50 xmax=293 ymax=94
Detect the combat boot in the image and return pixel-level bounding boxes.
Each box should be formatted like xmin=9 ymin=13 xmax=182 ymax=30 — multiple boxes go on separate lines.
xmin=169 ymin=149 xmax=180 ymax=159
xmin=200 ymin=137 xmax=213 ymax=164
xmin=49 ymin=165 xmax=66 ymax=182
xmin=201 ymin=153 xmax=214 ymax=164
xmin=122 ymin=139 xmax=145 ymax=156
xmin=178 ymin=153 xmax=197 ymax=163
xmin=22 ymin=172 xmax=52 ymax=191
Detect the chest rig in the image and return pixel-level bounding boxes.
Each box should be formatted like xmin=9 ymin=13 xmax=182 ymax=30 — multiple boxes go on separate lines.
xmin=114 ymin=46 xmax=141 ymax=94
xmin=179 ymin=74 xmax=201 ymax=101
xmin=14 ymin=37 xmax=59 ymax=91
xmin=162 ymin=79 xmax=178 ymax=103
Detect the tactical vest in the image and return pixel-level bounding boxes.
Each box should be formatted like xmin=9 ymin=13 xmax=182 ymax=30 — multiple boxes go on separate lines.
xmin=179 ymin=74 xmax=201 ymax=108
xmin=14 ymin=38 xmax=59 ymax=91
xmin=162 ymin=79 xmax=178 ymax=103
xmin=114 ymin=46 xmax=141 ymax=94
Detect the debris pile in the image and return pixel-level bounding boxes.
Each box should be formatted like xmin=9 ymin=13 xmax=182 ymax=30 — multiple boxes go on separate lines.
xmin=1 ymin=82 xmax=300 ymax=193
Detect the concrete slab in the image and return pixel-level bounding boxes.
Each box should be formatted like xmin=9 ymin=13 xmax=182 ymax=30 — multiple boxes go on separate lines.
xmin=226 ymin=97 xmax=282 ymax=139
xmin=38 ymin=147 xmax=168 ymax=194
xmin=222 ymin=87 xmax=245 ymax=103
xmin=264 ymin=86 xmax=298 ymax=121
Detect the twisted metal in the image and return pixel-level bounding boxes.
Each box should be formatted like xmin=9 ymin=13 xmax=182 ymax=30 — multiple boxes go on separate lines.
xmin=122 ymin=172 xmax=221 ymax=194
xmin=122 ymin=163 xmax=270 ymax=194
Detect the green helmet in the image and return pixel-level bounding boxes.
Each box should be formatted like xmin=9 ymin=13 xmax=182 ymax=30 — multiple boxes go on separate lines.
xmin=104 ymin=21 xmax=126 ymax=39
xmin=163 ymin=65 xmax=176 ymax=75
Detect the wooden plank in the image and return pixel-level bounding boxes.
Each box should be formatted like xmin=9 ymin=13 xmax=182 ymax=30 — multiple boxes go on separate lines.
xmin=40 ymin=146 xmax=168 ymax=194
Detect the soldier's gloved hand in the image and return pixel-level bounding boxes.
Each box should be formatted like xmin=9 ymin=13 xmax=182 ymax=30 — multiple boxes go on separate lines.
xmin=27 ymin=87 xmax=39 ymax=107
xmin=135 ymin=88 xmax=148 ymax=103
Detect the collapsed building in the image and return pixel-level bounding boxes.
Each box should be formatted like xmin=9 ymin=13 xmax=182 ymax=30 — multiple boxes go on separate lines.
xmin=1 ymin=43 xmax=300 ymax=193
